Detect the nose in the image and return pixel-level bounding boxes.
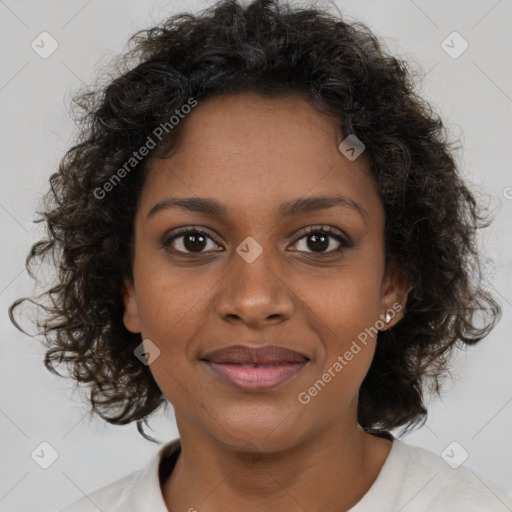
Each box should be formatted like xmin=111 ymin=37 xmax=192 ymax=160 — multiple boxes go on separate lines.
xmin=214 ymin=246 xmax=295 ymax=328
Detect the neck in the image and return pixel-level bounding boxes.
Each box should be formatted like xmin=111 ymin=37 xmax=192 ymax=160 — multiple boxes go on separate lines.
xmin=162 ymin=418 xmax=392 ymax=512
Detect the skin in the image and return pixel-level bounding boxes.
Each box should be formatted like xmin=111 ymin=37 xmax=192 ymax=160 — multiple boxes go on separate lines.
xmin=123 ymin=92 xmax=410 ymax=512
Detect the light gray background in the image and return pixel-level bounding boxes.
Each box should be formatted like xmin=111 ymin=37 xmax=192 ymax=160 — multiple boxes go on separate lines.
xmin=1 ymin=0 xmax=511 ymax=510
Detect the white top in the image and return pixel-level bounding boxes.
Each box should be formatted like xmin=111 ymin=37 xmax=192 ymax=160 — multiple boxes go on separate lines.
xmin=57 ymin=436 xmax=512 ymax=512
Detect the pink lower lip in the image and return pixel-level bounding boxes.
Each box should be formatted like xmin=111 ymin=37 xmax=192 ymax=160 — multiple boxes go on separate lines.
xmin=203 ymin=361 xmax=308 ymax=392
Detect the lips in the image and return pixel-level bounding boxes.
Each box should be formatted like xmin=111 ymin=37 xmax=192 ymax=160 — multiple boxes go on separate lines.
xmin=200 ymin=345 xmax=310 ymax=392
xmin=201 ymin=345 xmax=309 ymax=365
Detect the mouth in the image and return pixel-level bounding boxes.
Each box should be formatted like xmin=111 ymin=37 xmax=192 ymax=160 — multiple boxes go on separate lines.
xmin=202 ymin=361 xmax=309 ymax=392
xmin=200 ymin=345 xmax=310 ymax=392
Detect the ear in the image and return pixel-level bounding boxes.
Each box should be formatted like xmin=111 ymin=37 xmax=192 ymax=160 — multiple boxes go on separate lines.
xmin=122 ymin=278 xmax=142 ymax=333
xmin=379 ymin=261 xmax=411 ymax=330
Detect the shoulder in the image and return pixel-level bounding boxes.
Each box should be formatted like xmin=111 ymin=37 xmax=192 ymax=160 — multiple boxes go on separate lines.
xmin=393 ymin=439 xmax=512 ymax=512
xmin=57 ymin=469 xmax=144 ymax=512
xmin=56 ymin=438 xmax=181 ymax=512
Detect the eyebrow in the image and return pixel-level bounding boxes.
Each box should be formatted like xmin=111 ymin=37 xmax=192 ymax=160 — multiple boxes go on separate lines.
xmin=146 ymin=194 xmax=368 ymax=223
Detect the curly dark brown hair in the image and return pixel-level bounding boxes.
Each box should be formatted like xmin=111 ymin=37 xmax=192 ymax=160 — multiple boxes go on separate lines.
xmin=9 ymin=0 xmax=501 ymax=443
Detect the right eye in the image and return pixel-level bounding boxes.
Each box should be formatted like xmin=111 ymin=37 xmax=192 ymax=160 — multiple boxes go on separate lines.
xmin=162 ymin=227 xmax=223 ymax=254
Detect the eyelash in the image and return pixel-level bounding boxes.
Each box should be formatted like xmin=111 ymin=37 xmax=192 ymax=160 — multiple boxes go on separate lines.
xmin=161 ymin=225 xmax=352 ymax=257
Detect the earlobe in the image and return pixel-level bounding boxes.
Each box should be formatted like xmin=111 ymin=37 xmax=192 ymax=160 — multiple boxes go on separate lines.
xmin=122 ymin=279 xmax=142 ymax=333
xmin=380 ymin=263 xmax=411 ymax=329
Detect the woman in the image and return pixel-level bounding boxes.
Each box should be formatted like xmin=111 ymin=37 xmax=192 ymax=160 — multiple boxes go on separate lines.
xmin=9 ymin=0 xmax=511 ymax=510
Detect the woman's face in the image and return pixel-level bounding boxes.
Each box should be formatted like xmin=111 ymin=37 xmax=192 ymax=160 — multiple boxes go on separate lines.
xmin=123 ymin=92 xmax=407 ymax=451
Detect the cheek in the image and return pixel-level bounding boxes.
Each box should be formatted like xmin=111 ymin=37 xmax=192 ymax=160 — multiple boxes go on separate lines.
xmin=293 ymin=256 xmax=384 ymax=392
xmin=295 ymin=277 xmax=381 ymax=412
xmin=300 ymin=263 xmax=383 ymax=339
xmin=132 ymin=248 xmax=216 ymax=338
xmin=130 ymin=255 xmax=219 ymax=399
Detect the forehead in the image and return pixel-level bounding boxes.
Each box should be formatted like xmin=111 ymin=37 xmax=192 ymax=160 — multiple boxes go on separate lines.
xmin=139 ymin=92 xmax=383 ymax=224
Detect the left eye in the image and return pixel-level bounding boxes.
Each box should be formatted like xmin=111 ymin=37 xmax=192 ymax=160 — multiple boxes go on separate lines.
xmin=290 ymin=226 xmax=350 ymax=255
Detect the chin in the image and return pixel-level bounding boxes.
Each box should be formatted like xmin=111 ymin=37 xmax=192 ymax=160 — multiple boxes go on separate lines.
xmin=208 ymin=406 xmax=310 ymax=453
